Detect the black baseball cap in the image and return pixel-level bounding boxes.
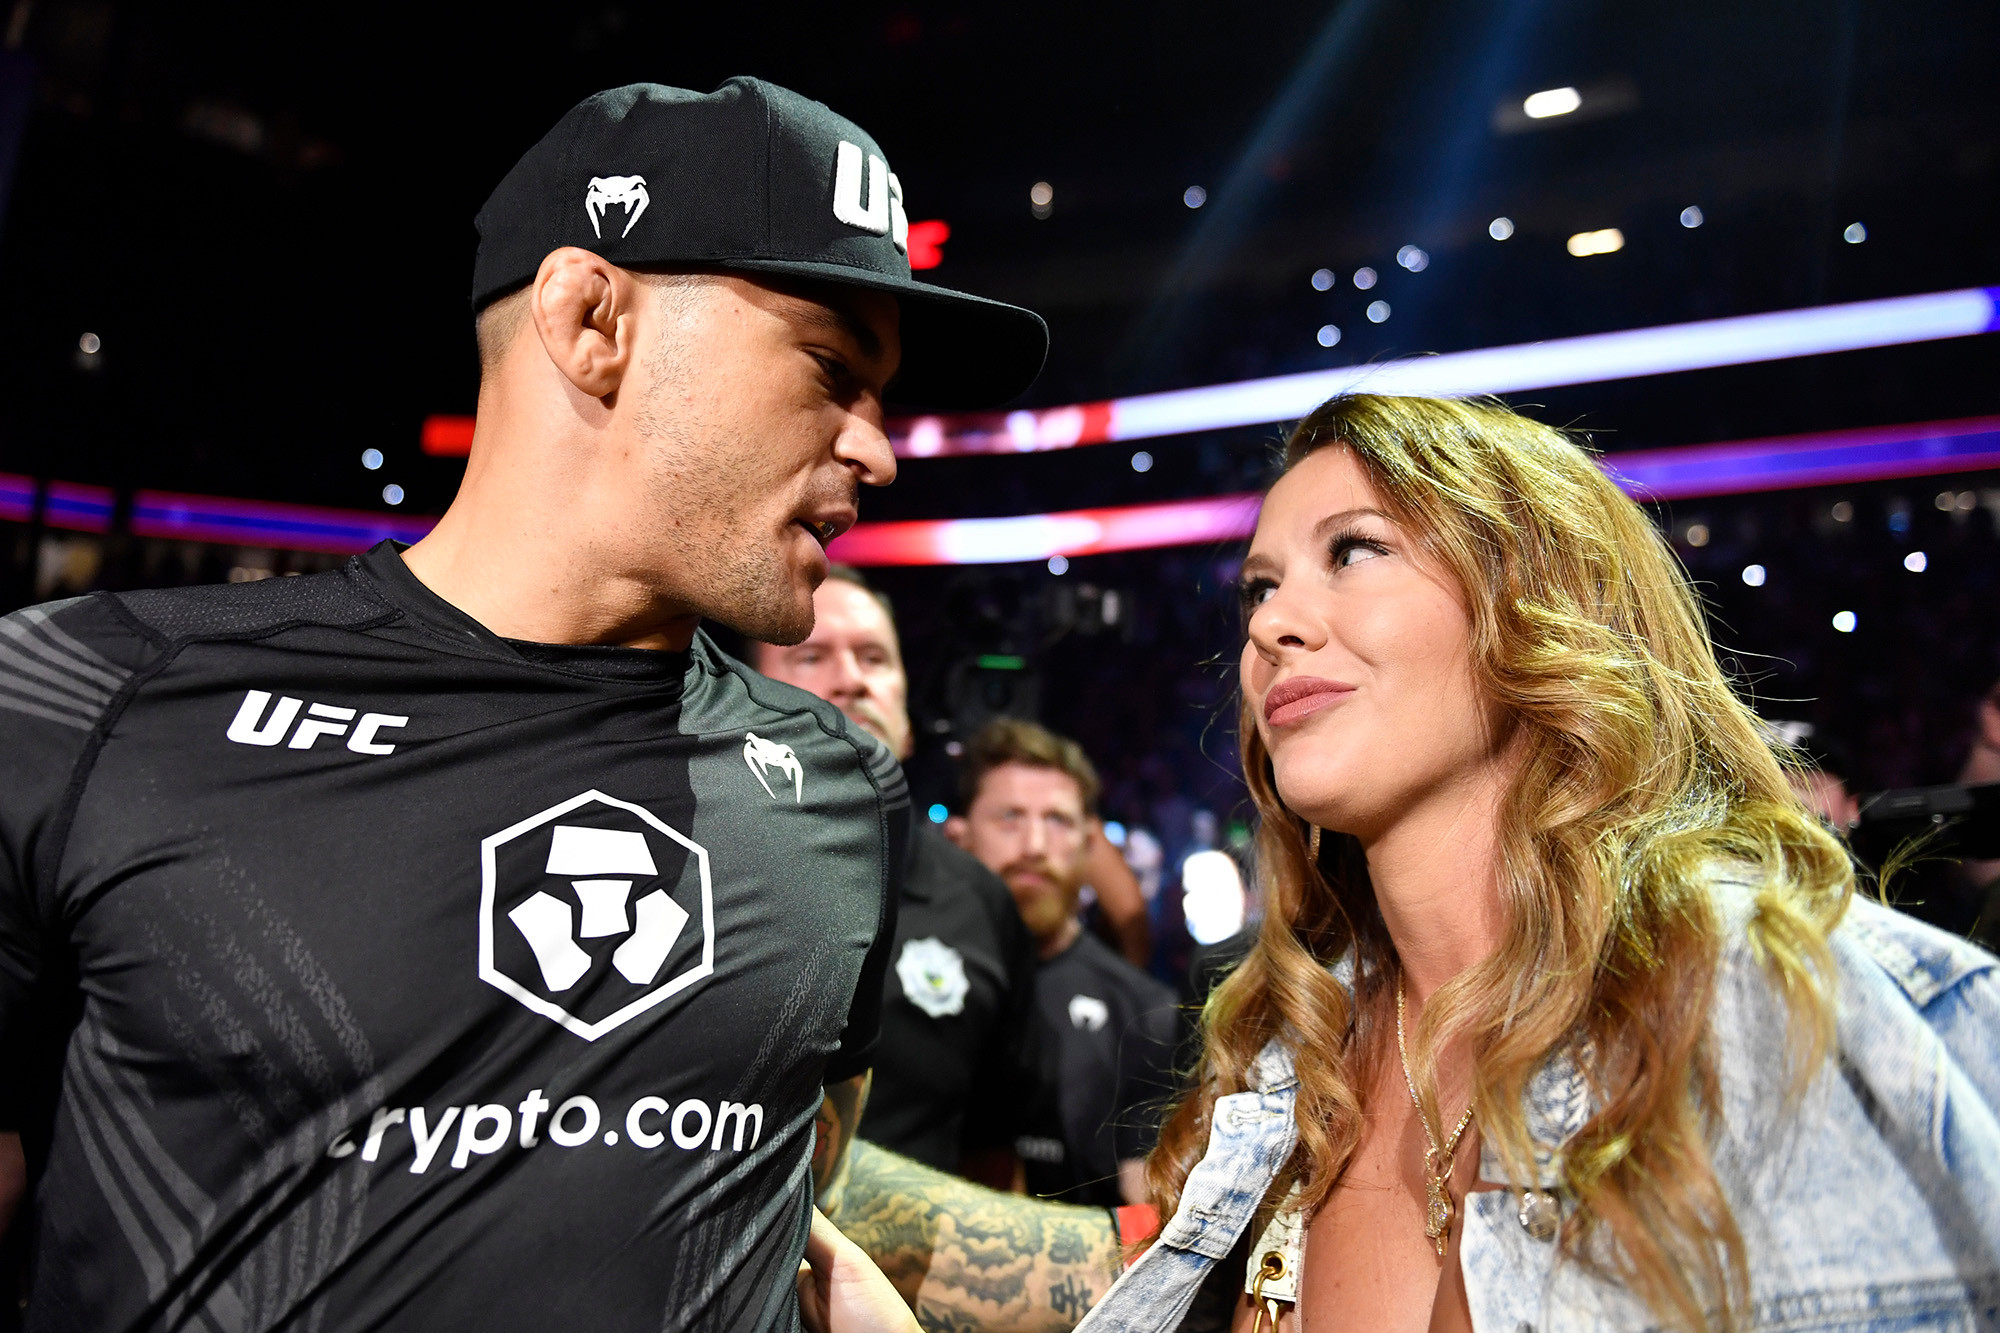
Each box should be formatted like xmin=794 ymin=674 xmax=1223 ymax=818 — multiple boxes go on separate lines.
xmin=473 ymin=78 xmax=1048 ymax=410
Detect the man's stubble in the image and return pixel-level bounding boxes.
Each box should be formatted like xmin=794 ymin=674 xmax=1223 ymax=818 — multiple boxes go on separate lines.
xmin=631 ymin=283 xmax=824 ymax=646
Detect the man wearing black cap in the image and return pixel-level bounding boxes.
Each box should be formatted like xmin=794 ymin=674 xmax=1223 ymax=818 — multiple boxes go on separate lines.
xmin=0 ymin=79 xmax=1119 ymax=1332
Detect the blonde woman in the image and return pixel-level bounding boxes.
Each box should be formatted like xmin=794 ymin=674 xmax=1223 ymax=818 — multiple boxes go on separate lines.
xmin=1073 ymin=395 xmax=2000 ymax=1332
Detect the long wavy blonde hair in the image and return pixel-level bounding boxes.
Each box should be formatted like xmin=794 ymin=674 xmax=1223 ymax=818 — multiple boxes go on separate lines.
xmin=1147 ymin=395 xmax=1854 ymax=1330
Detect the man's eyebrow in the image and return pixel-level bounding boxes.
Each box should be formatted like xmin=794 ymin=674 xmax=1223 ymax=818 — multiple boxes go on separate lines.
xmin=795 ymin=299 xmax=883 ymax=364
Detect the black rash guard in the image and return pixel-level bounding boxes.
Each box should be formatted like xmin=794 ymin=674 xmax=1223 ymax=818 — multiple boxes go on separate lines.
xmin=0 ymin=543 xmax=906 ymax=1332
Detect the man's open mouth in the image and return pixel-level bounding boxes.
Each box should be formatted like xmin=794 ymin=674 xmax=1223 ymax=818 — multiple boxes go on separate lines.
xmin=796 ymin=517 xmax=849 ymax=550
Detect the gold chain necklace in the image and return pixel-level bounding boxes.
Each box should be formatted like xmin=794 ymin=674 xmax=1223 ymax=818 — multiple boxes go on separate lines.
xmin=1395 ymin=983 xmax=1476 ymax=1258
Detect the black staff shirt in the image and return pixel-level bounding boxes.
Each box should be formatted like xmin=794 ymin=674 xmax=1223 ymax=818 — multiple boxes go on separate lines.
xmin=1018 ymin=932 xmax=1179 ymax=1207
xmin=0 ymin=543 xmax=906 ymax=1333
xmin=855 ymin=823 xmax=1045 ymax=1173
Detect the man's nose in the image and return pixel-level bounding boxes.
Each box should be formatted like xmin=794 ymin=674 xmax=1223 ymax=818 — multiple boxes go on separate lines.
xmin=837 ymin=407 xmax=898 ymax=488
xmin=827 ymin=650 xmax=866 ymax=696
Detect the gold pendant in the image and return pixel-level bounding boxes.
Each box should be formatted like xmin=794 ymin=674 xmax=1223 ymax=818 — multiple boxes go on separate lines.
xmin=1424 ymin=1177 xmax=1452 ymax=1256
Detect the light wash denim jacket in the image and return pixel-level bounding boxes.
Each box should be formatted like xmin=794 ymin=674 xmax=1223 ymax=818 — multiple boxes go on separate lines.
xmin=1078 ymin=884 xmax=2000 ymax=1332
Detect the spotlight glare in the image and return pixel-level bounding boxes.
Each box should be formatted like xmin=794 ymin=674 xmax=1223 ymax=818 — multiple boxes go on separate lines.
xmin=1680 ymin=205 xmax=1704 ymax=228
xmin=1488 ymin=216 xmax=1515 ymax=240
xmin=1365 ymin=301 xmax=1390 ymax=323
xmin=1843 ymin=221 xmax=1867 ymax=244
xmin=1396 ymin=245 xmax=1429 ymax=272
xmin=78 ymin=332 xmax=102 ymax=354
xmin=1130 ymin=450 xmax=1154 ymax=473
xmin=1567 ymin=228 xmax=1625 ymax=257
xmin=1831 ymin=610 xmax=1857 ymax=633
xmin=382 ymin=483 xmax=406 ymax=506
xmin=1352 ymin=266 xmax=1377 ymax=290
xmin=1831 ymin=501 xmax=1855 ymax=522
xmin=927 ymin=803 xmax=948 ymax=825
xmin=1316 ymin=324 xmax=1342 ymax=347
xmin=1684 ymin=522 xmax=1710 ymax=547
xmin=360 ymin=447 xmax=384 ymax=470
xmin=1047 ymin=554 xmax=1069 ymax=575
xmin=1183 ymin=185 xmax=1207 ymax=209
xmin=1904 ymin=551 xmax=1928 ymax=572
xmin=1311 ymin=267 xmax=1335 ymax=291
xmin=1741 ymin=563 xmax=1766 ymax=587
xmin=1522 ymin=86 xmax=1582 ymax=119
xmin=1030 ymin=181 xmax=1054 ymax=218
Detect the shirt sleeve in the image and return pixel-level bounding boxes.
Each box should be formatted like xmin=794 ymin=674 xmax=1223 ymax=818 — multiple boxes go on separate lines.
xmin=0 ymin=597 xmax=149 ymax=1121
xmin=959 ymin=862 xmax=1053 ymax=1153
xmin=823 ymin=733 xmax=910 ymax=1085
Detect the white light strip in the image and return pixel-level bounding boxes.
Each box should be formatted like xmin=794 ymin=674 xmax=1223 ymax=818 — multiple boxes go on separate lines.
xmin=1105 ymin=287 xmax=1999 ymax=444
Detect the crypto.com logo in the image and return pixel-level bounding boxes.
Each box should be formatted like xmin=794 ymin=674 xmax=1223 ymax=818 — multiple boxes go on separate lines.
xmin=479 ymin=790 xmax=714 ymax=1041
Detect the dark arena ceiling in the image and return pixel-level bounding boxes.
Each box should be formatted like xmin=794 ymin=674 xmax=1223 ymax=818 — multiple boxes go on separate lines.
xmin=0 ymin=0 xmax=1995 ymax=524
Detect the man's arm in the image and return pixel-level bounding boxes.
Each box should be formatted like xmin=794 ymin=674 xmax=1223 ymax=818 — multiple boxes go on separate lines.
xmin=815 ymin=1075 xmax=1123 ymax=1332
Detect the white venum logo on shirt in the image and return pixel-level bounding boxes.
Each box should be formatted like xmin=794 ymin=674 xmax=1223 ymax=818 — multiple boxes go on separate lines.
xmin=479 ymin=790 xmax=714 ymax=1041
xmin=743 ymin=732 xmax=804 ymax=802
xmin=1067 ymin=993 xmax=1110 ymax=1032
xmin=895 ymin=937 xmax=969 ymax=1018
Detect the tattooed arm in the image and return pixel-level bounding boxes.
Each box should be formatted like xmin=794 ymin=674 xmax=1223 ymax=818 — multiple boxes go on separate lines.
xmin=814 ymin=1076 xmax=1122 ymax=1332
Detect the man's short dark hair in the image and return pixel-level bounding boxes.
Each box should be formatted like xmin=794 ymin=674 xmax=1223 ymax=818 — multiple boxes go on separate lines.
xmin=959 ymin=717 xmax=1100 ymax=816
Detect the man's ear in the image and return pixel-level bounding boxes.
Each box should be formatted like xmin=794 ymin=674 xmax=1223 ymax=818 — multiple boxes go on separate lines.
xmin=943 ymin=815 xmax=971 ymax=850
xmin=529 ymin=247 xmax=643 ymax=399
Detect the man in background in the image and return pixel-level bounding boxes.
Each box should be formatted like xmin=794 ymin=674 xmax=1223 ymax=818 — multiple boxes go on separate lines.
xmin=755 ymin=568 xmax=1048 ymax=1187
xmin=948 ymin=719 xmax=1178 ymax=1207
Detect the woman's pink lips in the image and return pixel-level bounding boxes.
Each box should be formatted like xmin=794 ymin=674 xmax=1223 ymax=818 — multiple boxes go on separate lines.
xmin=1263 ymin=677 xmax=1356 ymax=727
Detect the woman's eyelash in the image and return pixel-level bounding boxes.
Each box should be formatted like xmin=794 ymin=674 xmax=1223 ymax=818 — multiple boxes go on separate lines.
xmin=1238 ymin=531 xmax=1385 ymax=612
xmin=1327 ymin=528 xmax=1387 ymax=567
xmin=1236 ymin=578 xmax=1275 ymax=612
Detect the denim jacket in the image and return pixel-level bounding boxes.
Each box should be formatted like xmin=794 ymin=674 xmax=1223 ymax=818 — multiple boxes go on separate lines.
xmin=1078 ymin=886 xmax=2000 ymax=1332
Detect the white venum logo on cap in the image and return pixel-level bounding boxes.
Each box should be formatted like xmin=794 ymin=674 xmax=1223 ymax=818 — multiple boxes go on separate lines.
xmin=832 ymin=141 xmax=908 ymax=254
xmin=584 ymin=175 xmax=650 ymax=239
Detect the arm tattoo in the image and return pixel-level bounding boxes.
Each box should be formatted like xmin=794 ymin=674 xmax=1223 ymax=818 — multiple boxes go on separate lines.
xmin=824 ymin=1137 xmax=1122 ymax=1332
xmin=814 ymin=1072 xmax=872 ymax=1218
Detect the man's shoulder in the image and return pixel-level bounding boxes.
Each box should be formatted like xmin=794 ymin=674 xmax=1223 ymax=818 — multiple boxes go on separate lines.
xmin=690 ymin=633 xmax=906 ymax=807
xmin=0 ymin=592 xmax=163 ymax=736
xmin=109 ymin=563 xmax=396 ymax=645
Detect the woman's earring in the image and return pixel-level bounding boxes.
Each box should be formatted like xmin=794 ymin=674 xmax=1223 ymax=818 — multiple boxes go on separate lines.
xmin=1307 ymin=824 xmax=1321 ymax=862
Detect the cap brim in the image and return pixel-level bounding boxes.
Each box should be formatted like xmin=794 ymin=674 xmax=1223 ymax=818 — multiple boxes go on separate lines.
xmin=721 ymin=259 xmax=1048 ymax=411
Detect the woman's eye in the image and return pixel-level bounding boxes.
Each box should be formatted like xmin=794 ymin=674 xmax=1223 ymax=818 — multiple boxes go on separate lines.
xmin=1238 ymin=579 xmax=1276 ymax=610
xmin=1331 ymin=537 xmax=1385 ymax=569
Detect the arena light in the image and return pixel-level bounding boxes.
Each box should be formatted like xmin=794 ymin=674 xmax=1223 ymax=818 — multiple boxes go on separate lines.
xmin=1523 ymin=86 xmax=1583 ymax=119
xmin=1566 ymin=228 xmax=1625 ymax=257
xmin=1181 ymin=850 xmax=1247 ymax=945
xmin=9 ymin=419 xmax=1997 ymax=564
xmin=906 ymin=219 xmax=949 ymax=270
xmin=422 ymin=414 xmax=477 ymax=455
xmin=826 ymin=493 xmax=1262 ymax=566
xmin=128 ymin=489 xmax=436 ymax=553
xmin=883 ymin=286 xmax=2000 ymax=458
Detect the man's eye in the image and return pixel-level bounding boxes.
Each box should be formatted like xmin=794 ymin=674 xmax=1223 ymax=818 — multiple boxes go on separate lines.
xmin=813 ymin=354 xmax=856 ymax=394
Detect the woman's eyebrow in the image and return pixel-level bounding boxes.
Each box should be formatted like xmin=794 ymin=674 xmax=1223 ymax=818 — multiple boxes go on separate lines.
xmin=1310 ymin=507 xmax=1391 ymax=541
